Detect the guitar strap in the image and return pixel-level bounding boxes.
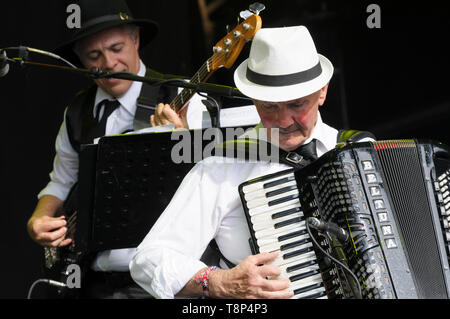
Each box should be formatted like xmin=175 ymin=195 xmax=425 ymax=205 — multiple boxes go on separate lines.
xmin=66 ymin=68 xmax=178 ymax=153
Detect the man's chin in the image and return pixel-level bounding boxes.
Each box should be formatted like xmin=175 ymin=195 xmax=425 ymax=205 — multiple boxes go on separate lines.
xmin=97 ymin=80 xmax=131 ymax=98
xmin=277 ymin=136 xmax=306 ymax=152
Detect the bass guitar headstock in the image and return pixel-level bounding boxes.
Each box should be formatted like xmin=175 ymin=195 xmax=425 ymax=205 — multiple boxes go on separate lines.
xmin=209 ymin=3 xmax=264 ymax=71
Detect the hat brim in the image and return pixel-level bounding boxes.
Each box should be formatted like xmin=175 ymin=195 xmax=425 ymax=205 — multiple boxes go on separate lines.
xmin=234 ymin=54 xmax=334 ymax=102
xmin=54 ymin=19 xmax=158 ymax=67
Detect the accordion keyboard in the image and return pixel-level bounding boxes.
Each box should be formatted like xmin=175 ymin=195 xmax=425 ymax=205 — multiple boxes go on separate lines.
xmin=241 ymin=171 xmax=327 ymax=299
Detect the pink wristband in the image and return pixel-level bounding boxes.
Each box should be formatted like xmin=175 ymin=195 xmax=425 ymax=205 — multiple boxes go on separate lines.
xmin=194 ymin=266 xmax=218 ymax=297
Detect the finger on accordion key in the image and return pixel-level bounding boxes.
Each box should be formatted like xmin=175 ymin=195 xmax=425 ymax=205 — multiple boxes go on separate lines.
xmin=266 ymin=242 xmax=314 ymax=267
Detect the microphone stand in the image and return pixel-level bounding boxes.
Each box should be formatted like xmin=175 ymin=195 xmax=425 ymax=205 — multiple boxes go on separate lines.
xmin=5 ymin=56 xmax=250 ymax=128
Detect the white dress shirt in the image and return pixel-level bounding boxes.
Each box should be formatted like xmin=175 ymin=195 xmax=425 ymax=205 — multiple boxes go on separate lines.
xmin=129 ymin=113 xmax=339 ymax=298
xmin=37 ymin=60 xmax=210 ymax=271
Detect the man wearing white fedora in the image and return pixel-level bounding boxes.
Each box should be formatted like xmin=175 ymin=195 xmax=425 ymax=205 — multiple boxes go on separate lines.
xmin=130 ymin=25 xmax=374 ymax=299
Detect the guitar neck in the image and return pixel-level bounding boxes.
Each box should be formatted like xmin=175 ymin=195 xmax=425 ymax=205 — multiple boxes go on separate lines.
xmin=170 ymin=57 xmax=214 ymax=112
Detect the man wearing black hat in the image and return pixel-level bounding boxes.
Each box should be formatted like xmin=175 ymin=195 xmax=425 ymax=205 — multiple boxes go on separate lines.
xmin=26 ymin=0 xmax=203 ymax=298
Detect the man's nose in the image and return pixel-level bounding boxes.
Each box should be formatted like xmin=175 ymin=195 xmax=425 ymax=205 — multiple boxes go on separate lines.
xmin=102 ymin=51 xmax=117 ymax=71
xmin=277 ymin=107 xmax=294 ymax=128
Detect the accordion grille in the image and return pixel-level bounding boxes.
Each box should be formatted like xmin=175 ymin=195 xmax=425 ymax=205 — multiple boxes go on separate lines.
xmin=374 ymin=140 xmax=448 ymax=298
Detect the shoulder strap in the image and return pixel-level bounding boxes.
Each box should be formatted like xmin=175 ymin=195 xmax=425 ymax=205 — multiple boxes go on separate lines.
xmin=133 ymin=68 xmax=179 ymax=130
xmin=66 ymin=68 xmax=180 ymax=152
xmin=65 ymin=86 xmax=97 ymax=153
xmin=337 ymin=129 xmax=376 ymax=143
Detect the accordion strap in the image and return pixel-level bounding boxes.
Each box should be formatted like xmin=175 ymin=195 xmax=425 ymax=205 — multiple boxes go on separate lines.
xmin=337 ymin=129 xmax=376 ymax=144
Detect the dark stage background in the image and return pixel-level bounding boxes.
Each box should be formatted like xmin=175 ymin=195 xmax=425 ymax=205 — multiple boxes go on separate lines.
xmin=0 ymin=0 xmax=449 ymax=299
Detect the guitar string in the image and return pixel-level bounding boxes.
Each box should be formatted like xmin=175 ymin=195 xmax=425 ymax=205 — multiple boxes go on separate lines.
xmin=171 ymin=38 xmax=243 ymax=111
xmin=171 ymin=35 xmax=244 ymax=108
xmin=172 ymin=33 xmax=246 ymax=109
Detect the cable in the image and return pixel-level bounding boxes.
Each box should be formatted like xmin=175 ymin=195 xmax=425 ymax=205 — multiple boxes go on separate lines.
xmin=27 ymin=278 xmax=67 ymax=299
xmin=306 ymin=221 xmax=363 ymax=298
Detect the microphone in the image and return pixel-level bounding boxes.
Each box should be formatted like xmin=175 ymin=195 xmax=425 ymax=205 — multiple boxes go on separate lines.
xmin=307 ymin=217 xmax=349 ymax=243
xmin=48 ymin=279 xmax=67 ymax=288
xmin=0 ymin=50 xmax=10 ymax=77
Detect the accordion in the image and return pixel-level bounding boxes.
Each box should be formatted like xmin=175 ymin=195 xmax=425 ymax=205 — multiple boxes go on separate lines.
xmin=239 ymin=139 xmax=450 ymax=299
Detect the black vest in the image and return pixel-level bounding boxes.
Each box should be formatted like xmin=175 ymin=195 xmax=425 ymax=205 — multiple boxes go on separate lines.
xmin=65 ymin=68 xmax=178 ymax=153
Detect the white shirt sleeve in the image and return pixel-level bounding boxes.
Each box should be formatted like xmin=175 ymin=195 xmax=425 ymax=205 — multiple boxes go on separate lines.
xmin=37 ymin=108 xmax=79 ymax=201
xmin=129 ymin=161 xmax=223 ymax=299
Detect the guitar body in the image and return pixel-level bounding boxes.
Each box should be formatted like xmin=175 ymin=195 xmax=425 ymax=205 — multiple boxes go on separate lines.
xmin=43 ymin=183 xmax=92 ymax=298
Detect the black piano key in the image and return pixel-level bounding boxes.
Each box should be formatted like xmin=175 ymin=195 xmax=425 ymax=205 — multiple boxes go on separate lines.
xmin=263 ymin=176 xmax=295 ymax=189
xmin=302 ymin=290 xmax=327 ymax=299
xmin=280 ymin=238 xmax=309 ymax=251
xmin=265 ymin=185 xmax=297 ymax=198
xmin=289 ymin=269 xmax=320 ymax=282
xmin=286 ymin=260 xmax=317 ymax=273
xmin=283 ymin=246 xmax=314 ymax=259
xmin=268 ymin=193 xmax=299 ymax=206
xmin=293 ymin=282 xmax=323 ymax=296
xmin=271 ymin=207 xmax=301 ymax=220
xmin=274 ymin=216 xmax=303 ymax=229
xmin=278 ymin=229 xmax=307 ymax=242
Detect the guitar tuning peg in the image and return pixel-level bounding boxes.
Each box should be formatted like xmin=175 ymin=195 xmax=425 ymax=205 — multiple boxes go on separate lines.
xmin=240 ymin=10 xmax=253 ymax=20
xmin=249 ymin=2 xmax=265 ymax=15
xmin=226 ymin=24 xmax=230 ymax=33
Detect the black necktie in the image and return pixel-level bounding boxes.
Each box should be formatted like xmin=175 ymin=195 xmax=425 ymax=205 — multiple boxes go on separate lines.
xmin=294 ymin=138 xmax=318 ymax=162
xmin=89 ymin=99 xmax=120 ymax=141
xmin=282 ymin=139 xmax=318 ymax=167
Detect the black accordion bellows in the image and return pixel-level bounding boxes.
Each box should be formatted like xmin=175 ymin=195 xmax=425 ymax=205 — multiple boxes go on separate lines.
xmin=239 ymin=139 xmax=450 ymax=299
xmin=375 ymin=141 xmax=447 ymax=298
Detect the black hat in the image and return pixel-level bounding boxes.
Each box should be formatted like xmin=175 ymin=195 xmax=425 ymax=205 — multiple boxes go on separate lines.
xmin=55 ymin=0 xmax=159 ymax=66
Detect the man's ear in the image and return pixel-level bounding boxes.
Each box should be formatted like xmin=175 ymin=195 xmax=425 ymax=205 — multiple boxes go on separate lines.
xmin=134 ymin=27 xmax=140 ymax=50
xmin=318 ymin=82 xmax=329 ymax=106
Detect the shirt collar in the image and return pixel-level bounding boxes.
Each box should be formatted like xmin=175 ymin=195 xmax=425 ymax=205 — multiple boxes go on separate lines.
xmin=241 ymin=111 xmax=337 ymax=156
xmin=93 ymin=60 xmax=146 ymax=116
xmin=302 ymin=112 xmax=336 ymax=156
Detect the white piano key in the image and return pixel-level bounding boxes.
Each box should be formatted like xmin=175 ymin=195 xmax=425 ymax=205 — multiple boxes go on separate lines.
xmin=289 ymin=273 xmax=323 ymax=293
xmin=251 ymin=212 xmax=303 ymax=231
xmin=249 ymin=198 xmax=301 ymax=216
xmin=259 ymin=233 xmax=310 ymax=253
xmin=244 ymin=181 xmax=298 ymax=201
xmin=291 ymin=286 xmax=327 ymax=299
xmin=242 ymin=173 xmax=295 ymax=194
xmin=266 ymin=242 xmax=314 ymax=267
xmin=254 ymin=220 xmax=305 ymax=239
xmin=246 ymin=189 xmax=299 ymax=209
xmin=256 ymin=226 xmax=307 ymax=247
xmin=250 ymin=203 xmax=302 ymax=224
xmin=276 ymin=250 xmax=317 ymax=272
xmin=274 ymin=264 xmax=320 ymax=282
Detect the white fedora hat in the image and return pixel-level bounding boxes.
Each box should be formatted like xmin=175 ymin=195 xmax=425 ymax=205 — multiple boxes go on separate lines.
xmin=234 ymin=25 xmax=334 ymax=102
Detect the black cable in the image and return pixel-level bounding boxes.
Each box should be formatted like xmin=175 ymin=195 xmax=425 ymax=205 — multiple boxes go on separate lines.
xmin=306 ymin=221 xmax=363 ymax=298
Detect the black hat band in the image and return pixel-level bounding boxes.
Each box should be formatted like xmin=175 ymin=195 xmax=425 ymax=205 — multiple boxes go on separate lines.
xmin=246 ymin=61 xmax=322 ymax=87
xmin=82 ymin=12 xmax=130 ymax=30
